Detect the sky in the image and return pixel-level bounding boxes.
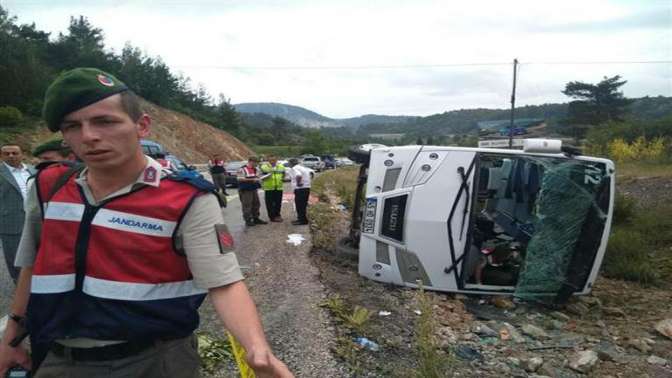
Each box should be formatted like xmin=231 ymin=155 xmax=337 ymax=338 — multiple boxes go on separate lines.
xmin=3 ymin=0 xmax=671 ymax=118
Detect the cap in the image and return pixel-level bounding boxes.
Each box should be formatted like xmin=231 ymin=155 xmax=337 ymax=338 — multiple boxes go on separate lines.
xmin=43 ymin=67 xmax=128 ymax=132
xmin=32 ymin=139 xmax=68 ymax=156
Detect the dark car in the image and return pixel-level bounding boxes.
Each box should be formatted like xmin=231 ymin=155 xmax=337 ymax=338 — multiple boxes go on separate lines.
xmin=140 ymin=139 xmax=194 ymax=172
xmin=320 ymin=155 xmax=336 ymax=169
xmin=224 ymin=160 xmax=246 ymax=187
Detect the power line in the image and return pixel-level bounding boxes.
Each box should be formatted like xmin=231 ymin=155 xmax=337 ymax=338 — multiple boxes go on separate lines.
xmin=173 ymin=60 xmax=671 ymax=71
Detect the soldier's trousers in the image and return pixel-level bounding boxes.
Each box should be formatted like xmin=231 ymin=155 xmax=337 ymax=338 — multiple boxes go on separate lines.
xmin=239 ymin=189 xmax=261 ymax=221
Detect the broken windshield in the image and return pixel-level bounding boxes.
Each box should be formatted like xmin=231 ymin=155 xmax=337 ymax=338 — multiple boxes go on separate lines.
xmin=463 ymin=153 xmax=611 ymax=303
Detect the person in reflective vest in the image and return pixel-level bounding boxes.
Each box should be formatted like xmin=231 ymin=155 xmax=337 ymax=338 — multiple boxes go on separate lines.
xmin=0 ymin=68 xmax=292 ymax=378
xmin=237 ymin=156 xmax=268 ymax=227
xmin=259 ymin=156 xmax=285 ymax=222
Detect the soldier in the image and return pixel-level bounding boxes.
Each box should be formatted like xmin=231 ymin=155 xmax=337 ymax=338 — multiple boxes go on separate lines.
xmin=0 ymin=68 xmax=291 ymax=378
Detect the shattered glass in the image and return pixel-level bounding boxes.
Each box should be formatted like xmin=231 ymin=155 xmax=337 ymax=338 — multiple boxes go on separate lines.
xmin=466 ymin=153 xmax=611 ymax=303
xmin=513 ymin=158 xmax=610 ymax=303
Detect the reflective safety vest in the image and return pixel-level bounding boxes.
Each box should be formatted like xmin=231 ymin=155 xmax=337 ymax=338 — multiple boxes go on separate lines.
xmin=238 ymin=165 xmax=261 ymax=191
xmin=260 ymin=163 xmax=285 ymax=191
xmin=27 ymin=164 xmax=208 ymax=346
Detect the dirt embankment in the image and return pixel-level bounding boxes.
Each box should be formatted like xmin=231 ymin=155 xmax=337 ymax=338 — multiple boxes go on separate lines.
xmin=23 ymin=98 xmax=253 ymax=163
xmin=140 ymin=99 xmax=253 ymax=163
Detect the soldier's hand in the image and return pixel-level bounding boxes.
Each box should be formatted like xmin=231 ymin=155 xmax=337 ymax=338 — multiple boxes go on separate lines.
xmin=246 ymin=347 xmax=293 ymax=378
xmin=0 ymin=343 xmax=31 ymax=376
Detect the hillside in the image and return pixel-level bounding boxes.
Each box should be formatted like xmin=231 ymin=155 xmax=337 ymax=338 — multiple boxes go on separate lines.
xmin=18 ymin=98 xmax=253 ymax=163
xmin=235 ymin=102 xmax=415 ymax=129
xmin=236 ymin=97 xmax=672 ymax=141
xmin=235 ymin=102 xmax=340 ymax=128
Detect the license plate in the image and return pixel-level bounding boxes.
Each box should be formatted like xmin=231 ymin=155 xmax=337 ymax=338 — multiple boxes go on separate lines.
xmin=362 ymin=198 xmax=377 ymax=233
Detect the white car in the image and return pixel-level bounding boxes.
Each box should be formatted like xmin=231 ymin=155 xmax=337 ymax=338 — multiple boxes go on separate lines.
xmin=335 ymin=157 xmax=354 ymax=167
xmin=301 ymin=156 xmax=325 ymax=171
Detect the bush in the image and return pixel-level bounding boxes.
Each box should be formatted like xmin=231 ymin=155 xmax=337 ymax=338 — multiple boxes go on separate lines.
xmin=607 ymin=136 xmax=668 ymax=162
xmin=612 ymin=193 xmax=636 ymax=225
xmin=0 ymin=106 xmax=23 ymax=128
xmin=630 ymin=204 xmax=672 ymax=249
xmin=603 ymin=229 xmax=659 ymax=285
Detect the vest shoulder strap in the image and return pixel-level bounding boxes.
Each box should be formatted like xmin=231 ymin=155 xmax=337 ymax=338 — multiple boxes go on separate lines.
xmin=36 ymin=161 xmax=85 ymax=203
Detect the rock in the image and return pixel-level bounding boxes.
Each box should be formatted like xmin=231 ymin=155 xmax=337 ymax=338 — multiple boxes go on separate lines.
xmin=537 ymin=363 xmax=556 ymax=377
xmin=566 ymin=302 xmax=590 ymax=317
xmin=455 ymin=344 xmax=483 ymax=361
xmin=492 ymin=296 xmax=516 ymax=310
xmin=474 ymin=323 xmax=499 ymax=338
xmin=595 ymin=341 xmax=624 ymax=362
xmin=627 ymin=338 xmax=652 ymax=353
xmin=522 ymin=324 xmax=550 ymax=339
xmin=647 ymin=355 xmax=668 ymax=365
xmin=506 ymin=357 xmax=521 ymax=367
xmin=602 ymin=306 xmax=626 ymax=317
xmin=550 ymin=311 xmax=571 ymax=322
xmin=568 ymin=350 xmax=598 ymax=373
xmin=654 ymin=319 xmax=672 ymax=340
xmin=548 ymin=319 xmax=565 ymax=330
xmin=522 ymin=357 xmax=544 ymax=372
xmin=510 ymin=368 xmax=528 ymax=377
xmin=578 ymin=296 xmax=602 ymax=308
xmin=500 ymin=322 xmax=525 ymax=343
xmin=437 ymin=326 xmax=459 ymax=345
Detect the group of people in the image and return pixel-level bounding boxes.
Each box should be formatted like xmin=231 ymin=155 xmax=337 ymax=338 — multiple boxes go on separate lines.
xmin=0 ymin=68 xmax=293 ymax=377
xmin=235 ymin=156 xmax=311 ymax=227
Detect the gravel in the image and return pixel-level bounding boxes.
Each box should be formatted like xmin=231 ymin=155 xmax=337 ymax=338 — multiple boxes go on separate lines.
xmin=199 ymin=186 xmax=348 ymax=377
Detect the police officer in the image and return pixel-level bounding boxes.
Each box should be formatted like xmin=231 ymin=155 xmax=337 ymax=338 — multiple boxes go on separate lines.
xmin=0 ymin=68 xmax=292 ymax=378
xmin=259 ymin=156 xmax=285 ymax=222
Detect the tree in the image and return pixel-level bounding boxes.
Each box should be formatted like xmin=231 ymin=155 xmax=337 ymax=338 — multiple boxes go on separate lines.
xmin=426 ymin=136 xmax=434 ymax=145
xmin=562 ymin=75 xmax=632 ymax=125
xmin=416 ymin=137 xmax=424 ymax=145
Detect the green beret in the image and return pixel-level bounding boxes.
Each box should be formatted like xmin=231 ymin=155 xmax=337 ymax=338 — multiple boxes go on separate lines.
xmin=43 ymin=67 xmax=128 ymax=132
xmin=32 ymin=138 xmax=69 ymax=156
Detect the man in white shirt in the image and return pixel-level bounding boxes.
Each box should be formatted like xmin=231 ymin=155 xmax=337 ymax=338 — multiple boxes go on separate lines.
xmin=0 ymin=145 xmax=35 ymax=282
xmin=287 ymin=158 xmax=312 ymax=226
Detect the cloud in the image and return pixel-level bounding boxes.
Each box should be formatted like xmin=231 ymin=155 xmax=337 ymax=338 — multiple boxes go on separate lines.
xmin=3 ymin=0 xmax=670 ymax=118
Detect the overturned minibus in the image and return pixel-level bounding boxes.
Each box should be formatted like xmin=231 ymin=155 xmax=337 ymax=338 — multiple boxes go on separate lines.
xmin=354 ymin=140 xmax=615 ymax=304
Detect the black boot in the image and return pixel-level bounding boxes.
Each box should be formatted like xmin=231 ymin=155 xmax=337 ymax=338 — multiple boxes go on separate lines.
xmin=245 ymin=219 xmax=256 ymax=226
xmin=254 ymin=218 xmax=268 ymax=225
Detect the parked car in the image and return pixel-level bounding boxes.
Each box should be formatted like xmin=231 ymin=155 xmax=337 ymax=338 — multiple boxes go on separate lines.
xmin=335 ymin=157 xmax=354 ymax=167
xmin=301 ymin=155 xmax=325 ymax=171
xmin=320 ymin=155 xmax=336 ymax=169
xmin=140 ymin=139 xmax=192 ymax=172
xmin=224 ymin=160 xmax=247 ymax=187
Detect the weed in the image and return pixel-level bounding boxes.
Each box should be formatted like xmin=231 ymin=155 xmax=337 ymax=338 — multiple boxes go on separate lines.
xmin=321 ymin=295 xmax=374 ymax=334
xmin=612 ymin=193 xmax=636 ymax=225
xmin=343 ymin=306 xmax=373 ymax=334
xmin=196 ymin=332 xmax=234 ymax=374
xmin=413 ymin=285 xmax=453 ymax=378
xmin=603 ymin=229 xmax=659 ymax=285
xmin=320 ymin=294 xmax=347 ymax=318
xmin=333 ymin=337 xmax=363 ymax=376
xmin=308 ymin=202 xmax=340 ymax=250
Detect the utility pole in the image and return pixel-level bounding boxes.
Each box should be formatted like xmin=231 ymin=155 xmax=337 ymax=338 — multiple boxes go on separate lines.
xmin=508 ymin=58 xmax=518 ymax=149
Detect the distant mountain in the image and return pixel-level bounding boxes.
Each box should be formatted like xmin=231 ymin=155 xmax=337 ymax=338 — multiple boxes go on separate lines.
xmin=234 ymin=102 xmax=416 ymax=129
xmin=234 ymin=103 xmax=340 ymax=128
xmin=236 ymin=96 xmax=672 ymax=139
